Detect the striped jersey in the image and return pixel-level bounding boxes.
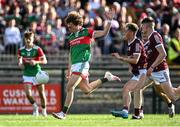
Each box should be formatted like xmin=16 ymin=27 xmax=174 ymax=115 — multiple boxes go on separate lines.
xmin=18 ymin=45 xmax=44 ymax=76
xmin=67 ymin=28 xmax=94 ymax=64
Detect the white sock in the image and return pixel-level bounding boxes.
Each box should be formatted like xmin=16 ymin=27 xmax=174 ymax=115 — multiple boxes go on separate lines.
xmin=122 ymin=109 xmax=128 ymax=114
xmin=42 ymin=108 xmax=46 ymax=112
xmin=33 ymin=103 xmax=38 ymax=108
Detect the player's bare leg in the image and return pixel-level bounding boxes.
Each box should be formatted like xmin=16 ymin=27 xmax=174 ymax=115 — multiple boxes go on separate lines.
xmin=24 ymin=84 xmax=39 ymax=116
xmin=133 ymin=79 xmax=153 ymax=119
xmin=153 ymin=85 xmax=175 ymax=118
xmin=37 ymin=84 xmax=47 ymax=116
xmin=160 ymin=82 xmax=179 ymax=101
xmin=111 ymin=80 xmax=138 ymax=119
xmin=79 ymin=79 xmax=102 ymax=94
xmin=79 ymin=72 xmax=120 ymax=94
xmin=111 ymin=73 xmax=146 ymax=119
xmin=52 ymin=74 xmax=82 ymax=119
xmin=111 ymin=82 xmax=136 ymax=118
xmin=154 ymin=85 xmax=172 ymax=104
xmin=161 ymin=82 xmax=180 ymax=118
xmin=133 ymin=90 xmax=143 ymax=119
xmin=52 ymin=72 xmax=120 ymax=120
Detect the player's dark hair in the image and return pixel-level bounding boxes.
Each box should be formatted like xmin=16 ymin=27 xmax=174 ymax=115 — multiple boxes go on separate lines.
xmin=65 ymin=11 xmax=83 ymax=26
xmin=24 ymin=30 xmax=34 ymax=38
xmin=126 ymin=23 xmax=138 ymax=33
xmin=141 ymin=17 xmax=154 ymax=24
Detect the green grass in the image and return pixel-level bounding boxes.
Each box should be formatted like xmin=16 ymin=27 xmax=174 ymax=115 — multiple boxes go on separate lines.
xmin=0 ymin=114 xmax=180 ymax=127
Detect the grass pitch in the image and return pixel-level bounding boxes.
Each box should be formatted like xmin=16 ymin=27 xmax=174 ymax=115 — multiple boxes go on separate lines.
xmin=0 ymin=114 xmax=179 ymax=127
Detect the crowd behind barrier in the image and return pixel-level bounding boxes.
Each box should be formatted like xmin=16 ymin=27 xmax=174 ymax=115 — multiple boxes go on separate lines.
xmin=0 ymin=0 xmax=179 ymax=64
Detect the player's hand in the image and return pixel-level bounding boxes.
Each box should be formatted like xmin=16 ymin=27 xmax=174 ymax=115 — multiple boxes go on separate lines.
xmin=29 ymin=60 xmax=37 ymax=66
xmin=66 ymin=70 xmax=71 ymax=79
xmin=112 ymin=53 xmax=123 ymax=60
xmin=18 ymin=57 xmax=24 ymax=69
xmin=128 ymin=65 xmax=132 ymax=74
xmin=18 ymin=63 xmax=24 ymax=69
xmin=147 ymin=67 xmax=153 ymax=76
xmin=112 ymin=53 xmax=120 ymax=58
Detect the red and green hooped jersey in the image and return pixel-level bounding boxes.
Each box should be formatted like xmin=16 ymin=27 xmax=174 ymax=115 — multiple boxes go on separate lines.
xmin=67 ymin=28 xmax=94 ymax=64
xmin=18 ymin=45 xmax=45 ymax=76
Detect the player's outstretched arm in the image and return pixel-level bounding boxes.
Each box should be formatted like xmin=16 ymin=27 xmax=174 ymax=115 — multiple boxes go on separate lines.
xmin=112 ymin=53 xmax=141 ymax=64
xmin=93 ymin=9 xmax=114 ymax=38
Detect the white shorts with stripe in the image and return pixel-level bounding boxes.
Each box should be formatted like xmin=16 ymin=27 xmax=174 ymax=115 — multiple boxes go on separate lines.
xmin=71 ymin=62 xmax=90 ymax=80
xmin=131 ymin=69 xmax=147 ymax=81
xmin=23 ymin=75 xmax=39 ymax=86
xmin=149 ymin=69 xmax=171 ymax=86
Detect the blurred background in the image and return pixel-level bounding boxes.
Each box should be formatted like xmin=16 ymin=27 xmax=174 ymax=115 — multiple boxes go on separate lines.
xmin=0 ymin=0 xmax=179 ymax=115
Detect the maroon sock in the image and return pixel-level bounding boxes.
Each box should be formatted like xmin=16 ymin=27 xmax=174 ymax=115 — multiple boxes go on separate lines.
xmin=123 ymin=106 xmax=128 ymax=111
xmin=134 ymin=108 xmax=140 ymax=116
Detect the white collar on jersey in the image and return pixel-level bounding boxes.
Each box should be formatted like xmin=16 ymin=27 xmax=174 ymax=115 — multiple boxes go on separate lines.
xmin=25 ymin=48 xmax=32 ymax=51
xmin=148 ymin=31 xmax=156 ymax=39
xmin=144 ymin=41 xmax=149 ymax=46
xmin=128 ymin=37 xmax=136 ymax=46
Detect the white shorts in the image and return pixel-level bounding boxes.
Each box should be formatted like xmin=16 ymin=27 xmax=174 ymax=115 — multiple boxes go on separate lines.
xmin=71 ymin=62 xmax=90 ymax=79
xmin=131 ymin=69 xmax=147 ymax=81
xmin=149 ymin=69 xmax=171 ymax=85
xmin=23 ymin=76 xmax=39 ymax=86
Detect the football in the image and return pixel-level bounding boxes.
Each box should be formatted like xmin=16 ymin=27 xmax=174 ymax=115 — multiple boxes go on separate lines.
xmin=36 ymin=70 xmax=49 ymax=84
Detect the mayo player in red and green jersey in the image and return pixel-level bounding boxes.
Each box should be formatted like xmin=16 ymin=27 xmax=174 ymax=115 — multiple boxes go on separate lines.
xmin=18 ymin=30 xmax=47 ymax=116
xmin=52 ymin=11 xmax=121 ymax=120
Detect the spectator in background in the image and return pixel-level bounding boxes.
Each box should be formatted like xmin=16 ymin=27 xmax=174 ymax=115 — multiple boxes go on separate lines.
xmin=29 ymin=21 xmax=43 ymax=48
xmin=56 ymin=0 xmax=71 ymax=19
xmin=4 ymin=18 xmax=21 ymax=54
xmin=93 ymin=16 xmax=104 ymax=54
xmin=0 ymin=0 xmax=179 ymax=57
xmin=36 ymin=14 xmax=47 ymax=35
xmin=23 ymin=4 xmax=37 ymax=28
xmin=168 ymin=28 xmax=180 ymax=64
xmin=52 ymin=18 xmax=67 ymax=50
xmin=82 ymin=12 xmax=92 ymax=27
xmin=171 ymin=8 xmax=180 ymax=33
xmin=41 ymin=24 xmax=57 ymax=54
xmin=161 ymin=23 xmax=171 ymax=54
xmin=33 ymin=5 xmax=41 ymax=22
xmin=84 ymin=1 xmax=97 ymax=18
xmin=112 ymin=2 xmax=121 ymax=20
xmin=41 ymin=1 xmax=49 ymax=15
xmin=12 ymin=6 xmax=22 ymax=28
xmin=96 ymin=0 xmax=107 ymax=18
xmin=47 ymin=6 xmax=57 ymax=27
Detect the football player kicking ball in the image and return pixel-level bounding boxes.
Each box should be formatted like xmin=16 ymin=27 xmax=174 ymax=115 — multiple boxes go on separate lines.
xmin=52 ymin=10 xmax=121 ymax=120
xmin=18 ymin=30 xmax=47 ymax=116
xmin=111 ymin=23 xmax=147 ymax=119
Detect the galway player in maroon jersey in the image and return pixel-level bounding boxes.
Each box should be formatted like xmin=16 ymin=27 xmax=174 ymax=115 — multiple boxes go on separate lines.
xmin=111 ymin=23 xmax=147 ymax=119
xmin=141 ymin=17 xmax=180 ymax=103
xmin=136 ymin=29 xmax=175 ymax=118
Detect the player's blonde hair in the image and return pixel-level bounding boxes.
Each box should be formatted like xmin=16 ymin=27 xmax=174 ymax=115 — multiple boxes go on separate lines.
xmin=125 ymin=23 xmax=139 ymax=33
xmin=65 ymin=11 xmax=83 ymax=26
